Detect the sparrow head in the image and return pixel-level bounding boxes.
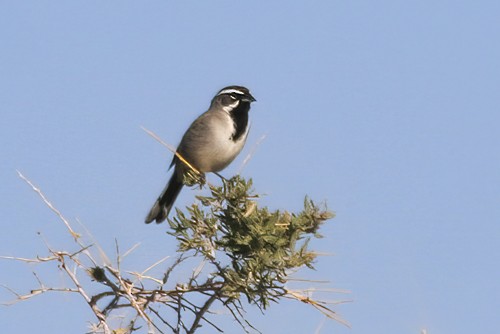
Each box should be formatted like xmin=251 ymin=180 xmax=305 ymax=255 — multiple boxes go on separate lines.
xmin=212 ymin=85 xmax=256 ymax=111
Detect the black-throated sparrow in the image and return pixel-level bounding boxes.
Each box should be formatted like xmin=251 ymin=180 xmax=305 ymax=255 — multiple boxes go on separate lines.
xmin=145 ymin=85 xmax=256 ymax=224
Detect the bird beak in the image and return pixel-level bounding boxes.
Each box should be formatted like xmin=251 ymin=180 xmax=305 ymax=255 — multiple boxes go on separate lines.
xmin=244 ymin=94 xmax=256 ymax=103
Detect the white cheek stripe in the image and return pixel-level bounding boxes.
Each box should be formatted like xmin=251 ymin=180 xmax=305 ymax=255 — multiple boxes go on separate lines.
xmin=221 ymin=100 xmax=240 ymax=113
xmin=218 ymin=88 xmax=245 ymax=96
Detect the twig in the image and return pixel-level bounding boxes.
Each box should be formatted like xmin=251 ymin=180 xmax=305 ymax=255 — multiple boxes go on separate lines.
xmin=225 ymin=303 xmax=252 ymax=334
xmin=238 ymin=133 xmax=267 ymax=174
xmin=284 ymin=288 xmax=351 ymax=328
xmin=0 ymin=255 xmax=58 ymax=263
xmin=59 ymin=254 xmax=111 ymax=333
xmin=16 ymin=170 xmax=80 ymax=240
xmin=148 ymin=306 xmax=176 ymax=332
xmin=141 ymin=126 xmax=201 ymax=176
xmin=1 ymin=284 xmax=79 ymax=305
xmin=187 ymin=293 xmax=218 ymax=334
xmin=163 ymin=253 xmax=188 ymax=285
xmin=104 ymin=265 xmax=153 ymax=328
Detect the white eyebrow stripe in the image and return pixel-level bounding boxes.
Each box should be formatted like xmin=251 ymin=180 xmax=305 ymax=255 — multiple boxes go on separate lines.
xmin=217 ymin=88 xmax=245 ymax=96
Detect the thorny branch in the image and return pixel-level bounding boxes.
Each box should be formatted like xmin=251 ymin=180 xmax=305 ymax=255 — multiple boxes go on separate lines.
xmin=2 ymin=171 xmax=349 ymax=333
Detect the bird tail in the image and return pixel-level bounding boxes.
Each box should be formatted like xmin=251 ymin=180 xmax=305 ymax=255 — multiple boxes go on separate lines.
xmin=145 ymin=174 xmax=184 ymax=224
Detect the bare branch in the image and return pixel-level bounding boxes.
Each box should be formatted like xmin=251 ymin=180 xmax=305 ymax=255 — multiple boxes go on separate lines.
xmin=16 ymin=170 xmax=80 ymax=240
xmin=187 ymin=292 xmax=218 ymax=334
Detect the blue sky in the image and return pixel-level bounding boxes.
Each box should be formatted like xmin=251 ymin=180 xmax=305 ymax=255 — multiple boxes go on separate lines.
xmin=1 ymin=1 xmax=499 ymax=333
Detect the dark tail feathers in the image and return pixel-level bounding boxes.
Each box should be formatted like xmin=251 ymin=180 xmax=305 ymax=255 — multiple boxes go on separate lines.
xmin=145 ymin=173 xmax=183 ymax=224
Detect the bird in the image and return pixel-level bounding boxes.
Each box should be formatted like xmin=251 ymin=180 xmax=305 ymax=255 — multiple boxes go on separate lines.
xmin=145 ymin=85 xmax=256 ymax=224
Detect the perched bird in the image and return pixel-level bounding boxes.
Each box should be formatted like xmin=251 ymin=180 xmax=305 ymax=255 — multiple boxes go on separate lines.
xmin=145 ymin=85 xmax=256 ymax=224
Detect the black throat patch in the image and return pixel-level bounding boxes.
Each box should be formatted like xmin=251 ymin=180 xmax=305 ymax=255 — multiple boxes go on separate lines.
xmin=229 ymin=101 xmax=250 ymax=142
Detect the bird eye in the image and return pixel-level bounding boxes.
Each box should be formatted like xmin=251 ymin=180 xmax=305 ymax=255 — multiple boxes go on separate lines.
xmin=229 ymin=94 xmax=237 ymax=100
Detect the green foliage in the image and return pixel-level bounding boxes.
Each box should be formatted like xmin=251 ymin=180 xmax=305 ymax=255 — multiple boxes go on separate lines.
xmin=10 ymin=171 xmax=344 ymax=333
xmin=167 ymin=175 xmax=335 ymax=310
